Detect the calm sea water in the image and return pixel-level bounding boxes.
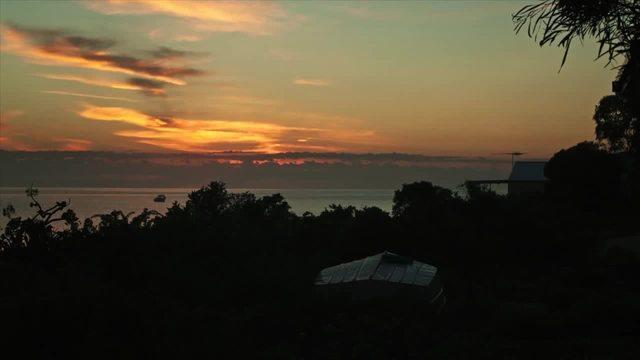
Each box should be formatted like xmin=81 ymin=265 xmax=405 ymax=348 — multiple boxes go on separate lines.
xmin=0 ymin=187 xmax=395 ymax=226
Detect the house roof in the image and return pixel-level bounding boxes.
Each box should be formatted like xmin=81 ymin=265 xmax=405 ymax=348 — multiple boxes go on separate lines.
xmin=508 ymin=161 xmax=547 ymax=182
xmin=315 ymin=251 xmax=438 ymax=287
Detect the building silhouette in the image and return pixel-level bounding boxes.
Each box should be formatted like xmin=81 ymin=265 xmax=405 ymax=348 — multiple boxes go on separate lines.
xmin=466 ymin=160 xmax=548 ymax=196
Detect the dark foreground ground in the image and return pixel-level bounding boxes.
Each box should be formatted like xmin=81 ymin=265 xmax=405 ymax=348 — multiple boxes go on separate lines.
xmin=1 ymin=176 xmax=639 ymax=359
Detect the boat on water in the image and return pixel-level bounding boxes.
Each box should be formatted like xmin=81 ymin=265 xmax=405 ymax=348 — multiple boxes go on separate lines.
xmin=153 ymin=194 xmax=167 ymax=202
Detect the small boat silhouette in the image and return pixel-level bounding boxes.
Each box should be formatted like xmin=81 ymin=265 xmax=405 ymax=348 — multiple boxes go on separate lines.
xmin=153 ymin=194 xmax=167 ymax=202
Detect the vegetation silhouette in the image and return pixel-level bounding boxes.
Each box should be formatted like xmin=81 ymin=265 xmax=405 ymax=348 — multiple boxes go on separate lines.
xmin=545 ymin=141 xmax=624 ymax=209
xmin=514 ymin=0 xmax=639 ymax=155
xmin=0 ymin=1 xmax=638 ymax=358
xmin=513 ymin=0 xmax=637 ymax=68
xmin=514 ymin=0 xmax=640 ymax=209
xmin=1 ymin=168 xmax=638 ymax=358
xmin=594 ymin=95 xmax=636 ymax=153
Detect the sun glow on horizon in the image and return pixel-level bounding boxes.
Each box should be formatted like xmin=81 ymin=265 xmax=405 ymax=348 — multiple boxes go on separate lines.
xmin=0 ymin=1 xmax=615 ymax=157
xmin=77 ymin=105 xmax=378 ymax=153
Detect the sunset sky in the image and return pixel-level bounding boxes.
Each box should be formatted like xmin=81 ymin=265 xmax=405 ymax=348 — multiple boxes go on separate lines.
xmin=0 ymin=0 xmax=616 ymax=158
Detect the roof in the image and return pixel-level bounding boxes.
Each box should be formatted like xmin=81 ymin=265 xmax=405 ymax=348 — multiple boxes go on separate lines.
xmin=315 ymin=251 xmax=438 ymax=287
xmin=508 ymin=161 xmax=547 ymax=182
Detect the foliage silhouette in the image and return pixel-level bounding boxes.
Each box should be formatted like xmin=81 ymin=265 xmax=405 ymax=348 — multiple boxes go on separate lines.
xmin=1 ymin=175 xmax=638 ymax=358
xmin=545 ymin=141 xmax=623 ymax=208
xmin=594 ymin=95 xmax=636 ymax=152
xmin=513 ymin=0 xmax=639 ymax=68
xmin=514 ymin=0 xmax=640 ymax=155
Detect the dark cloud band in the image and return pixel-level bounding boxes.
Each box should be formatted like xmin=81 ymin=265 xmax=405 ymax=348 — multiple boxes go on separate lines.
xmin=4 ymin=23 xmax=205 ymax=90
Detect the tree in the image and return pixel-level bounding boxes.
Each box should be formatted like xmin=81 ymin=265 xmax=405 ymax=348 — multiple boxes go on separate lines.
xmin=593 ymin=94 xmax=636 ymax=152
xmin=1 ymin=186 xmax=79 ymax=253
xmin=513 ymin=0 xmax=639 ymax=68
xmin=544 ymin=141 xmax=622 ymax=208
xmin=514 ymin=0 xmax=640 ymax=153
xmin=392 ymin=181 xmax=461 ymax=220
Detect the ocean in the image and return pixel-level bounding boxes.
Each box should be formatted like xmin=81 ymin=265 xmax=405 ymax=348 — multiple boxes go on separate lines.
xmin=0 ymin=187 xmax=396 ymax=227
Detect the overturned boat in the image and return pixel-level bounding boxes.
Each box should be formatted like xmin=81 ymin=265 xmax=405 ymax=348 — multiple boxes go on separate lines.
xmin=314 ymin=251 xmax=445 ymax=312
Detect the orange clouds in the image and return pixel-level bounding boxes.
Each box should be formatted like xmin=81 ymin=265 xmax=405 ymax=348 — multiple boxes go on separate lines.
xmin=0 ymin=110 xmax=27 ymax=150
xmin=1 ymin=110 xmax=92 ymax=151
xmin=0 ymin=136 xmax=32 ymax=151
xmin=293 ymin=78 xmax=331 ymax=86
xmin=0 ymin=137 xmax=92 ymax=152
xmin=57 ymin=138 xmax=92 ymax=151
xmin=78 ymin=104 xmax=315 ymax=152
xmin=0 ymin=110 xmax=24 ymax=123
xmin=43 ymin=90 xmax=139 ymax=103
xmin=77 ymin=105 xmax=376 ymax=153
xmin=79 ymin=106 xmax=169 ymax=128
xmin=1 ymin=24 xmax=204 ymax=87
xmin=86 ymin=0 xmax=301 ymax=36
xmin=37 ymin=73 xmax=166 ymax=96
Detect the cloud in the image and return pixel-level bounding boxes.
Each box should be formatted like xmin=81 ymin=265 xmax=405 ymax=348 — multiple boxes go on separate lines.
xmin=1 ymin=23 xmax=205 ymax=86
xmin=79 ymin=105 xmax=168 ymax=127
xmin=86 ymin=0 xmax=303 ymax=36
xmin=125 ymin=77 xmax=167 ymax=96
xmin=147 ymin=28 xmax=203 ymax=43
xmin=0 ymin=110 xmax=29 ymax=150
xmin=0 ymin=110 xmax=24 ymax=123
xmin=42 ymin=90 xmax=139 ymax=103
xmin=293 ymin=78 xmax=331 ymax=87
xmin=77 ymin=105 xmax=376 ymax=153
xmin=0 ymin=110 xmax=25 ymax=146
xmin=0 ymin=136 xmax=92 ymax=152
xmin=174 ymin=34 xmax=203 ymax=42
xmin=0 ymin=136 xmax=32 ymax=151
xmin=0 ymin=150 xmax=514 ymax=190
xmin=56 ymin=137 xmax=92 ymax=151
xmin=0 ymin=111 xmax=92 ymax=151
xmin=147 ymin=46 xmax=204 ymax=59
xmin=36 ymin=73 xmax=166 ymax=96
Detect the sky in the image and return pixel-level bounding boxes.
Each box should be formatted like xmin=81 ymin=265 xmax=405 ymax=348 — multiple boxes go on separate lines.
xmin=0 ymin=0 xmax=617 ymax=158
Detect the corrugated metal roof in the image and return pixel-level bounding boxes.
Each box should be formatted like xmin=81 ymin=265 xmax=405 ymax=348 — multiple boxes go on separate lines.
xmin=315 ymin=252 xmax=438 ymax=287
xmin=508 ymin=161 xmax=547 ymax=181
